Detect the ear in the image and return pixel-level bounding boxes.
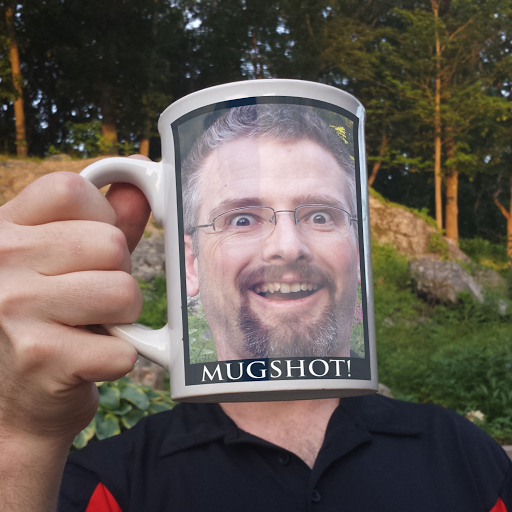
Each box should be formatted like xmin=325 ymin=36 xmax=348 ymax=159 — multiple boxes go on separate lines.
xmin=184 ymin=234 xmax=199 ymax=297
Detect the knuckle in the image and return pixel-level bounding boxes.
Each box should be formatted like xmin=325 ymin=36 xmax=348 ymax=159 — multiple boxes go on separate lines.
xmin=49 ymin=172 xmax=88 ymax=210
xmin=14 ymin=330 xmax=56 ymax=373
xmin=0 ymin=283 xmax=32 ymax=325
xmin=111 ymin=272 xmax=142 ymax=313
xmin=108 ymin=226 xmax=130 ymax=269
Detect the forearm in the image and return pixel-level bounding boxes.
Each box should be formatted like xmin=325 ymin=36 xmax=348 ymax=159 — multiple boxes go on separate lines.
xmin=0 ymin=430 xmax=71 ymax=512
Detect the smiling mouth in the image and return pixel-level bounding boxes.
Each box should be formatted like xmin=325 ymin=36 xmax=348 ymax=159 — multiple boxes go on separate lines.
xmin=252 ymin=282 xmax=322 ymax=301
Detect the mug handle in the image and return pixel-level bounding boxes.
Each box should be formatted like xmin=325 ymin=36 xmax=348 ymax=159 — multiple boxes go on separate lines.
xmin=80 ymin=157 xmax=171 ymax=370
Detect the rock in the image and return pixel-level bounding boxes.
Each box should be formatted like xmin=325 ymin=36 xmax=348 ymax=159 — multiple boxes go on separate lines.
xmin=502 ymin=445 xmax=512 ymax=462
xmin=369 ymin=195 xmax=471 ymax=263
xmin=498 ymin=300 xmax=509 ymax=316
xmin=127 ymin=355 xmax=167 ymax=389
xmin=369 ymin=196 xmax=436 ymax=258
xmin=131 ymin=235 xmax=165 ymax=281
xmin=444 ymin=238 xmax=470 ymax=263
xmin=409 ymin=258 xmax=484 ymax=303
xmin=473 ymin=268 xmax=507 ymax=291
xmin=377 ymin=383 xmax=394 ymax=398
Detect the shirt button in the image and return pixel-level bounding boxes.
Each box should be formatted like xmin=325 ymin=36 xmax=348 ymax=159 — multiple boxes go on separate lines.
xmin=277 ymin=452 xmax=290 ymax=465
xmin=311 ymin=490 xmax=321 ymax=503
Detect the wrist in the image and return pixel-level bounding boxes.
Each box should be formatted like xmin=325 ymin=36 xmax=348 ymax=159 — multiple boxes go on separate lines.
xmin=0 ymin=428 xmax=72 ymax=512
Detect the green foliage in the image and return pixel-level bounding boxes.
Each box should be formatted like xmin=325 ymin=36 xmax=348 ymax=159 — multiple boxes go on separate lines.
xmin=137 ymin=276 xmax=167 ymax=329
xmin=459 ymin=238 xmax=511 ymax=270
xmin=188 ymin=303 xmax=218 ymax=364
xmin=373 ymin=238 xmax=512 ymax=443
xmin=58 ymin=120 xmax=114 ymax=158
xmin=350 ymin=286 xmax=364 ymax=356
xmin=427 ymin=232 xmax=449 ymax=260
xmin=72 ymin=378 xmax=175 ymax=450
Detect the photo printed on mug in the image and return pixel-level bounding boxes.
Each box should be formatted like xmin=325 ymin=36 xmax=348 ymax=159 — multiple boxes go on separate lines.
xmin=172 ymin=97 xmax=370 ymax=386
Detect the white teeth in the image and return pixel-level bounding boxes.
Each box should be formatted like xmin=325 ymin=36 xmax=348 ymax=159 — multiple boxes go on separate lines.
xmin=280 ymin=283 xmax=291 ymax=293
xmin=254 ymin=282 xmax=320 ymax=294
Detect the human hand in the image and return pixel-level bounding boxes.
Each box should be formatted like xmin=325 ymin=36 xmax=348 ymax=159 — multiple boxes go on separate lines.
xmin=0 ymin=156 xmax=151 ymax=443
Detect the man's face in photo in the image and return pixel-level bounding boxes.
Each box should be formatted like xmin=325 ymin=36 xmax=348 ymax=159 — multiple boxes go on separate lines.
xmin=184 ymin=136 xmax=360 ymax=361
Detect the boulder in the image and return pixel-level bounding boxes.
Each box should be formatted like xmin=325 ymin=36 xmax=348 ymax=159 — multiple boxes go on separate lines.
xmin=131 ymin=234 xmax=165 ymax=282
xmin=472 ymin=268 xmax=507 ymax=292
xmin=369 ymin=195 xmax=470 ymax=262
xmin=409 ymin=258 xmax=484 ymax=303
xmin=369 ymin=196 xmax=435 ymax=258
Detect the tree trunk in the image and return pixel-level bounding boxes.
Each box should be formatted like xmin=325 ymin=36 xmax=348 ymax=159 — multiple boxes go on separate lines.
xmin=492 ymin=173 xmax=512 ymax=259
xmin=444 ymin=128 xmax=458 ymax=241
xmin=6 ymin=5 xmax=28 ymax=157
xmin=432 ymin=0 xmax=443 ymax=230
xmin=368 ymin=132 xmax=388 ymax=187
xmin=100 ymin=90 xmax=118 ymax=155
xmin=139 ymin=138 xmax=150 ymax=157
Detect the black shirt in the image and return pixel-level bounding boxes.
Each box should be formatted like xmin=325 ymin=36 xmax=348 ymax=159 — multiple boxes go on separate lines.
xmin=59 ymin=394 xmax=512 ymax=512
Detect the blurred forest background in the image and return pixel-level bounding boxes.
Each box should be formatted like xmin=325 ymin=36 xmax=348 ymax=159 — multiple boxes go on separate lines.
xmin=2 ymin=0 xmax=512 ymax=251
xmin=2 ymin=0 xmax=512 ymax=447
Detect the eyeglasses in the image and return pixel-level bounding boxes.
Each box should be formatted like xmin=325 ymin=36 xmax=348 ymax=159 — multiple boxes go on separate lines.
xmin=192 ymin=205 xmax=357 ymax=240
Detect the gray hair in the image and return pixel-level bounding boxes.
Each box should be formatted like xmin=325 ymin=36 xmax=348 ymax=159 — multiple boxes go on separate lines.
xmin=182 ymin=104 xmax=357 ymax=242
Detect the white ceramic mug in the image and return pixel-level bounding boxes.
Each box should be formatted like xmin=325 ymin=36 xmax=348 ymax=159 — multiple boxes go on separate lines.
xmin=80 ymin=79 xmax=378 ymax=402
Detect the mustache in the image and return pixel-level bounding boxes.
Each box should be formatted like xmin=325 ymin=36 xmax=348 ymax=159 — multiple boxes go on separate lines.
xmin=237 ymin=263 xmax=336 ymax=294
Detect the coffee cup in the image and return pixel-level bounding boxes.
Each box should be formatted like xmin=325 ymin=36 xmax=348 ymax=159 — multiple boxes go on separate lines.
xmin=80 ymin=79 xmax=377 ymax=402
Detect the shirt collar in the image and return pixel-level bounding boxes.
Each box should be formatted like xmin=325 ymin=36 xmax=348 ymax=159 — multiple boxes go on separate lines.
xmin=159 ymin=394 xmax=424 ymax=458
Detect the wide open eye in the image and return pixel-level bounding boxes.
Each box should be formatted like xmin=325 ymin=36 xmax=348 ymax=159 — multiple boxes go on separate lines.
xmin=229 ymin=214 xmax=258 ymax=227
xmin=308 ymin=211 xmax=333 ymax=224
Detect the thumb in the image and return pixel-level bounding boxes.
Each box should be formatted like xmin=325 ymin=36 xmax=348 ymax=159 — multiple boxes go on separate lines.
xmin=105 ymin=155 xmax=152 ymax=253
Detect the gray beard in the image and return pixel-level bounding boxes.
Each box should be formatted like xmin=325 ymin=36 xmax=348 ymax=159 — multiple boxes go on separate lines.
xmin=237 ymin=302 xmax=341 ymax=359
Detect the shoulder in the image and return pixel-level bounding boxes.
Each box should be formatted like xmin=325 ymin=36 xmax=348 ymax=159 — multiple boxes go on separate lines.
xmin=343 ymin=394 xmax=512 ymax=508
xmin=60 ymin=402 xmax=215 ymax=511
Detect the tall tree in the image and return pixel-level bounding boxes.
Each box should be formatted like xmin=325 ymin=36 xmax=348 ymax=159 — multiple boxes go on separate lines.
xmin=4 ymin=2 xmax=27 ymax=157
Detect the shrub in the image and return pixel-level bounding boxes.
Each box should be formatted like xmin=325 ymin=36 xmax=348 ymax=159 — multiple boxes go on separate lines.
xmin=72 ymin=377 xmax=175 ymax=450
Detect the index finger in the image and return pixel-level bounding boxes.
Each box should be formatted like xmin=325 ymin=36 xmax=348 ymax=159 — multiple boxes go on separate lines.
xmin=1 ymin=171 xmax=117 ymax=226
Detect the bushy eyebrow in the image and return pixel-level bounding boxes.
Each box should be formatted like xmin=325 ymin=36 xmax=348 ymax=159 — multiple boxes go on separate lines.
xmin=209 ymin=194 xmax=350 ymax=218
xmin=209 ymin=197 xmax=264 ymax=218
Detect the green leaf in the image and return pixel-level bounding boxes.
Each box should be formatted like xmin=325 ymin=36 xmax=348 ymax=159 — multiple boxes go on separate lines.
xmin=98 ymin=385 xmax=121 ymax=410
xmin=145 ymin=388 xmax=162 ymax=400
xmin=121 ymin=409 xmax=147 ymax=429
xmin=73 ymin=430 xmax=87 ymax=449
xmin=120 ymin=384 xmax=150 ymax=410
xmin=73 ymin=419 xmax=98 ymax=448
xmin=110 ymin=402 xmax=133 ymax=416
xmin=149 ymin=402 xmax=173 ymax=414
xmin=96 ymin=413 xmax=121 ymax=440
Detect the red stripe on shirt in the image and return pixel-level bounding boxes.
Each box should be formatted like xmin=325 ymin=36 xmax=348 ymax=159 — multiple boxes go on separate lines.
xmin=85 ymin=483 xmax=122 ymax=512
xmin=489 ymin=498 xmax=508 ymax=512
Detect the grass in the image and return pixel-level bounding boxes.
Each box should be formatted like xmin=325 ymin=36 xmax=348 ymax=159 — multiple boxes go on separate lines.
xmin=373 ymin=240 xmax=512 ymax=444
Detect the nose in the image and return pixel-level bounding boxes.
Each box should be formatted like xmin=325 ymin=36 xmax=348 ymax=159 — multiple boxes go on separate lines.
xmin=261 ymin=211 xmax=313 ymax=264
